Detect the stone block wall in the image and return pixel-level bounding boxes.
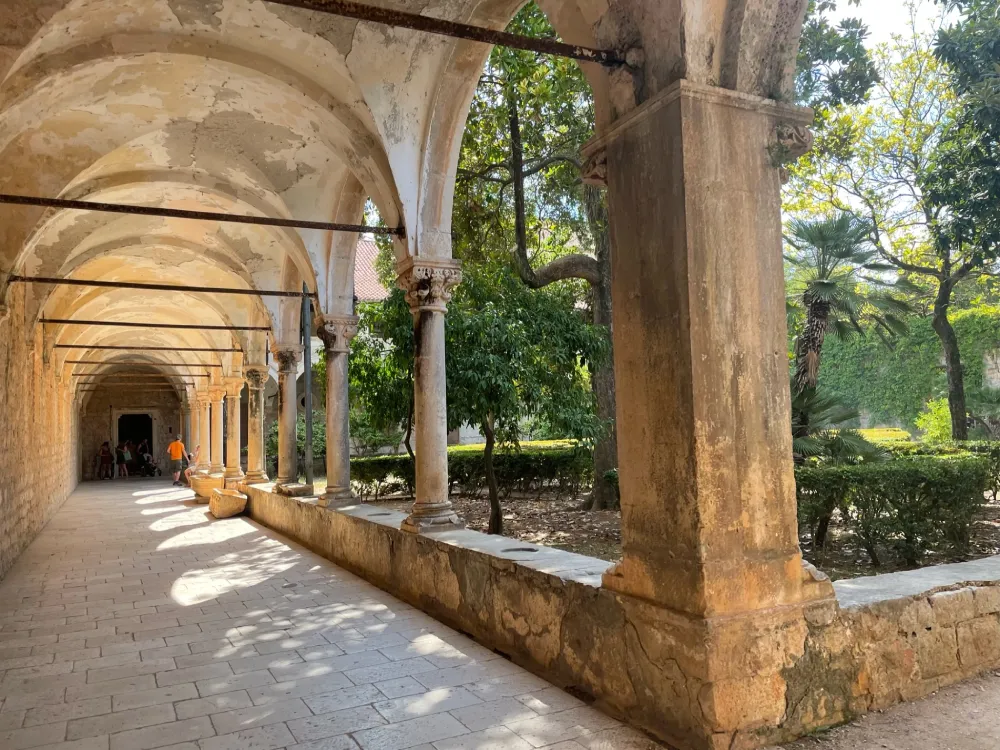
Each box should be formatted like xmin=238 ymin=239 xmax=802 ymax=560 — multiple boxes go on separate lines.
xmin=242 ymin=487 xmax=1000 ymax=749
xmin=0 ymin=285 xmax=79 ymax=580
xmin=80 ymin=390 xmax=182 ymax=480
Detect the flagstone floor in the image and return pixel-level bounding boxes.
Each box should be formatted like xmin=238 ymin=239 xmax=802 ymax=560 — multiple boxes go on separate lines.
xmin=0 ymin=481 xmax=658 ymax=750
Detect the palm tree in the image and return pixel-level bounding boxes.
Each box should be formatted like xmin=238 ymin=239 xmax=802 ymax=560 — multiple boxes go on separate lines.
xmin=785 ymin=214 xmax=913 ymax=393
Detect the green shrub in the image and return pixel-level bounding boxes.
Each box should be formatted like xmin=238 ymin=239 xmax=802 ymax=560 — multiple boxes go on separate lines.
xmin=795 ymin=455 xmax=988 ymax=567
xmin=350 ymin=441 xmax=593 ymax=501
xmin=916 ymin=398 xmax=953 ymax=443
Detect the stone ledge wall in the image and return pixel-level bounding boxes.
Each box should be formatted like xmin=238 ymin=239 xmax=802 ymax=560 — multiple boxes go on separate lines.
xmin=243 ymin=487 xmax=1000 ymax=749
xmin=0 ymin=286 xmax=79 ymax=579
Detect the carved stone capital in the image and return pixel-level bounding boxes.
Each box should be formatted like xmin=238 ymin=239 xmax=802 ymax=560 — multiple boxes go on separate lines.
xmin=196 ymin=391 xmax=212 ymax=407
xmin=771 ymin=123 xmax=815 ymax=183
xmin=244 ymin=367 xmax=269 ymax=391
xmin=317 ymin=315 xmax=359 ymax=354
xmin=272 ymin=346 xmax=302 ymax=373
xmin=223 ymin=377 xmax=244 ymax=399
xmin=208 ymin=385 xmax=226 ymax=403
xmin=581 ymin=146 xmax=608 ymax=187
xmin=396 ymin=258 xmax=462 ymax=314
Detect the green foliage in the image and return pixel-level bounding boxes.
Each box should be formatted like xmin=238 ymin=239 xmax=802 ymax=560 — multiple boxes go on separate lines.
xmin=350 ymin=441 xmax=593 ymax=502
xmin=796 ymin=455 xmax=988 ymax=566
xmin=265 ymin=411 xmax=326 ymax=472
xmin=349 ymin=409 xmax=403 ymax=457
xmin=915 ymin=398 xmax=953 ymax=442
xmin=818 ymin=306 xmax=1000 ymax=426
xmin=795 ymin=0 xmax=879 ymax=110
xmin=445 ymin=259 xmax=607 ymax=448
xmin=454 ymin=4 xmax=595 ymax=269
xmin=791 ymin=385 xmax=888 ymax=463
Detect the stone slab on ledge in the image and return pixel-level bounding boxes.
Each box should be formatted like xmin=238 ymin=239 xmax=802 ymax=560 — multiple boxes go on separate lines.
xmin=189 ymin=473 xmax=224 ymax=504
xmin=241 ymin=485 xmax=1000 ymax=750
xmin=209 ymin=488 xmax=247 ymax=519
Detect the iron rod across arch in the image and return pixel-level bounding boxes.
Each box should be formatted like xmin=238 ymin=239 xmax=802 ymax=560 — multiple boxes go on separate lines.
xmin=10 ymin=275 xmax=312 ymax=299
xmin=0 ymin=193 xmax=404 ymax=237
xmin=56 ymin=345 xmax=242 ymax=353
xmin=262 ymin=0 xmax=625 ymax=66
xmin=42 ymin=318 xmax=271 ymax=332
xmin=66 ymin=359 xmax=223 ymax=368
xmin=73 ymin=373 xmax=211 ymax=379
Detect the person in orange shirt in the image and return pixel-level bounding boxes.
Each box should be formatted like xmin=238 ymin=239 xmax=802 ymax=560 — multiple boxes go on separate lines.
xmin=167 ymin=435 xmax=187 ymax=486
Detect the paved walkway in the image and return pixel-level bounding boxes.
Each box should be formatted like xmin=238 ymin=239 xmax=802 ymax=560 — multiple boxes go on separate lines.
xmin=0 ymin=482 xmax=656 ymax=750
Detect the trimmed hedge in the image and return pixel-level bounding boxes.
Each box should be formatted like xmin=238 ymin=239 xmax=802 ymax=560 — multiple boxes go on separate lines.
xmin=350 ymin=441 xmax=592 ymax=501
xmin=796 ymin=455 xmax=988 ymax=567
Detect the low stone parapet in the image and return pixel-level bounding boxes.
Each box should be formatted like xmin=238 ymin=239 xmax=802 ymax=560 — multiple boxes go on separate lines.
xmin=240 ymin=485 xmax=1000 ymax=749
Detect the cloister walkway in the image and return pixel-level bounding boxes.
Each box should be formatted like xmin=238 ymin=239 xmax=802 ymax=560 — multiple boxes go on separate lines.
xmin=0 ymin=482 xmax=653 ymax=750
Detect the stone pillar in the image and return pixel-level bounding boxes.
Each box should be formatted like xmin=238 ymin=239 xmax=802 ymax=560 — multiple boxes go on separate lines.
xmin=223 ymin=378 xmax=245 ymax=487
xmin=181 ymin=404 xmax=192 ymax=448
xmin=189 ymin=398 xmax=200 ymax=457
xmin=244 ymin=367 xmax=269 ymax=483
xmin=209 ymin=387 xmax=225 ymax=475
xmin=273 ymin=347 xmax=301 ymax=489
xmin=578 ymin=81 xmax=834 ymax=748
xmin=317 ymin=315 xmax=359 ymax=507
xmin=196 ymin=393 xmax=211 ymax=472
xmin=396 ymin=258 xmax=462 ymax=532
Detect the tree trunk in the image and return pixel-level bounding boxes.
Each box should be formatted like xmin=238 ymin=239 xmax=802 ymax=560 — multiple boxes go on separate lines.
xmin=794 ymin=298 xmax=831 ymax=391
xmin=483 ymin=414 xmax=502 ymax=535
xmin=931 ymin=279 xmax=968 ymax=440
xmin=583 ymin=184 xmax=618 ymax=511
xmin=403 ymin=391 xmax=415 ymax=461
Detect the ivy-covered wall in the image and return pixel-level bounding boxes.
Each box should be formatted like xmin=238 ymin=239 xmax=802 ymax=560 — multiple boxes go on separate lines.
xmin=819 ymin=307 xmax=1000 ymax=428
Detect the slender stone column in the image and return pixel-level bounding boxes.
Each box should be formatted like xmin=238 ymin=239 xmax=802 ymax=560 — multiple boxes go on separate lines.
xmin=181 ymin=404 xmax=192 ymax=448
xmin=209 ymin=386 xmax=225 ymax=475
xmin=244 ymin=367 xmax=269 ymax=483
xmin=273 ymin=347 xmax=301 ymax=489
xmin=223 ymin=378 xmax=245 ymax=486
xmin=317 ymin=315 xmax=359 ymax=507
xmin=196 ymin=393 xmax=211 ymax=472
xmin=396 ymin=258 xmax=462 ymax=533
xmin=189 ymin=398 xmax=200 ymax=457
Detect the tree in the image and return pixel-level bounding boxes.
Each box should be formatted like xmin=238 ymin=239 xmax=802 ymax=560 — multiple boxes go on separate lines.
xmin=796 ymin=0 xmax=880 ymax=110
xmin=785 ymin=19 xmax=987 ymax=438
xmin=445 ymin=261 xmax=607 ymax=534
xmin=455 ymin=3 xmax=618 ymax=510
xmin=785 ymin=213 xmax=911 ymax=395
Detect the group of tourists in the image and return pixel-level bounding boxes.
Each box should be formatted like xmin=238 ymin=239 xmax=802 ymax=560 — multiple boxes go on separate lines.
xmin=96 ymin=438 xmax=161 ymax=479
xmin=94 ymin=435 xmax=200 ymax=486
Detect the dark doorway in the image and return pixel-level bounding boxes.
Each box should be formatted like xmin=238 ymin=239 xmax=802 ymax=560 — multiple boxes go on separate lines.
xmin=118 ymin=414 xmax=152 ymax=450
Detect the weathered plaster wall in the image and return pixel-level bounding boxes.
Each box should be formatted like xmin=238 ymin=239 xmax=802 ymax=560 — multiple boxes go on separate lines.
xmin=79 ymin=388 xmax=183 ymax=480
xmin=242 ymin=488 xmax=1000 ymax=750
xmin=0 ymin=285 xmax=78 ymax=580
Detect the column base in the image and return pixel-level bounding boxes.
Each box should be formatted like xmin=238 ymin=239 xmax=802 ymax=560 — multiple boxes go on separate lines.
xmin=318 ymin=487 xmax=356 ymax=509
xmin=401 ymin=503 xmax=464 ymax=534
xmin=224 ymin=471 xmax=245 ymax=490
xmin=275 ymin=482 xmax=315 ymax=497
xmin=243 ymin=471 xmax=269 ymax=485
xmin=190 ymin=473 xmax=225 ymax=504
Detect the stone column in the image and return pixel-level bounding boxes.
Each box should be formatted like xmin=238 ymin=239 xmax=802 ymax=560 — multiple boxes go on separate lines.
xmin=244 ymin=367 xmax=269 ymax=483
xmin=181 ymin=403 xmax=192 ymax=448
xmin=223 ymin=378 xmax=245 ymax=487
xmin=577 ymin=81 xmax=835 ymax=748
xmin=317 ymin=315 xmax=359 ymax=507
xmin=196 ymin=392 xmax=211 ymax=472
xmin=396 ymin=258 xmax=462 ymax=532
xmin=273 ymin=346 xmax=301 ymax=489
xmin=209 ymin=386 xmax=225 ymax=475
xmin=189 ymin=398 xmax=200 ymax=457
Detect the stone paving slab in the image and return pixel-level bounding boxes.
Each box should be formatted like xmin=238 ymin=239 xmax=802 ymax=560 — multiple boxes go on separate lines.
xmin=0 ymin=482 xmax=662 ymax=750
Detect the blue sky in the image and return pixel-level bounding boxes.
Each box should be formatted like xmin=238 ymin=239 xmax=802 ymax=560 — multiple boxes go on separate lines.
xmin=829 ymin=0 xmax=954 ymax=46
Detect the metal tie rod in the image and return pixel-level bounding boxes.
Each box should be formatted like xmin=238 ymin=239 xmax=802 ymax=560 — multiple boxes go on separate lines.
xmin=77 ymin=381 xmax=196 ymax=387
xmin=66 ymin=359 xmax=223 ymax=368
xmin=42 ymin=318 xmax=271 ymax=332
xmin=56 ymin=345 xmax=241 ymax=353
xmin=73 ymin=373 xmax=211 ymax=379
xmin=263 ymin=0 xmax=625 ymax=66
xmin=0 ymin=193 xmax=404 ymax=237
xmin=10 ymin=275 xmax=309 ymax=299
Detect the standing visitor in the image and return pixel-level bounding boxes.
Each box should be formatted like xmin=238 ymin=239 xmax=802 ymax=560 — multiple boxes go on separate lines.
xmin=183 ymin=444 xmax=200 ymax=485
xmin=98 ymin=442 xmax=113 ymax=480
xmin=167 ymin=434 xmax=187 ymax=487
